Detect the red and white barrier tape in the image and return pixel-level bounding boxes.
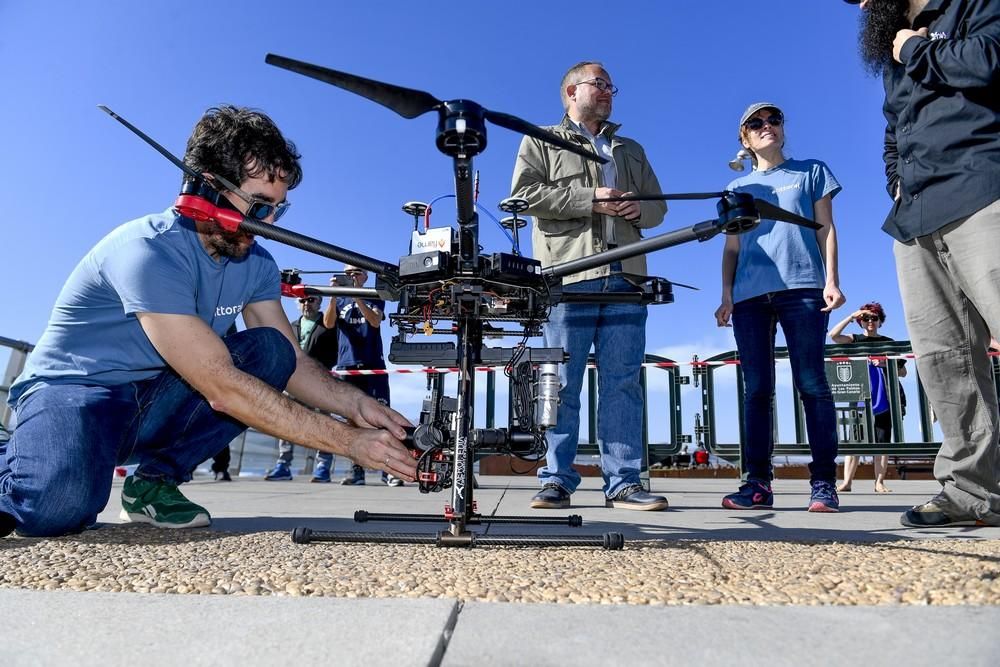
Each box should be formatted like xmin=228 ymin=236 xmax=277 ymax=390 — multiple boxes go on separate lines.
xmin=331 ymin=353 xmax=924 ymax=376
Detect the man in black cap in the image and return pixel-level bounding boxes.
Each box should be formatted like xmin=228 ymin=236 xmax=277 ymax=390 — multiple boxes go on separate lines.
xmin=847 ymin=0 xmax=1000 ymax=527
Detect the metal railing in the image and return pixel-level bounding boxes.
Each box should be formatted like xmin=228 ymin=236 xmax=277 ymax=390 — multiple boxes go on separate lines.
xmin=697 ymin=340 xmax=944 ymax=469
xmin=3 ymin=331 xmax=952 ymax=477
xmin=0 ymin=335 xmax=34 ymax=429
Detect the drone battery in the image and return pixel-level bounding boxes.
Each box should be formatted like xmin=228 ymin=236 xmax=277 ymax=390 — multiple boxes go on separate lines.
xmin=399 ymin=251 xmax=450 ymax=281
xmin=488 ymin=253 xmax=542 ymax=283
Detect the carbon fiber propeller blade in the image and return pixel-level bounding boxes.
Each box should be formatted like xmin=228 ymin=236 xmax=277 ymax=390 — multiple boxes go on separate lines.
xmin=267 ymin=54 xmax=605 ymax=164
xmin=753 ymin=199 xmax=821 ymax=230
xmin=98 ymin=105 xmax=201 ymax=180
xmin=484 ymin=110 xmax=607 ymax=164
xmin=265 ymin=54 xmax=441 ymax=119
xmin=593 ymin=192 xmax=727 ymax=202
xmin=593 ymin=191 xmax=822 ymax=231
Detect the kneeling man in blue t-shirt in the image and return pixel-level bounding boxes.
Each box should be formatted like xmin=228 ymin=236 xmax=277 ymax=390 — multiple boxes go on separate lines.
xmin=0 ymin=106 xmax=416 ymax=538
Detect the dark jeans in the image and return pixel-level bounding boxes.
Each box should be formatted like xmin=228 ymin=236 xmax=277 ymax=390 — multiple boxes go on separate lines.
xmin=732 ymin=288 xmax=838 ymax=483
xmin=0 ymin=328 xmax=296 ymax=536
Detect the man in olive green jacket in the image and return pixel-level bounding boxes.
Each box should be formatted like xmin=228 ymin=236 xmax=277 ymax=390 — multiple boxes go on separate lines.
xmin=510 ymin=61 xmax=668 ymax=511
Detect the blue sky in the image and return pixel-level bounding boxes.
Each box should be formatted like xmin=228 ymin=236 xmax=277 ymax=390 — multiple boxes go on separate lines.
xmin=1 ymin=1 xmax=916 ymax=446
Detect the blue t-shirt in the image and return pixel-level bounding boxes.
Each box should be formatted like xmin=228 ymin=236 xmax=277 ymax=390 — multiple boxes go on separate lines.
xmin=334 ymin=297 xmax=386 ymax=369
xmin=9 ymin=209 xmax=279 ymax=405
xmin=727 ymin=158 xmax=841 ymax=304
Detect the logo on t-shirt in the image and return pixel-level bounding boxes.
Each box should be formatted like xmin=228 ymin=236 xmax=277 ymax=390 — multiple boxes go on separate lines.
xmin=216 ymin=302 xmax=244 ymax=317
xmin=340 ymin=304 xmax=366 ymax=325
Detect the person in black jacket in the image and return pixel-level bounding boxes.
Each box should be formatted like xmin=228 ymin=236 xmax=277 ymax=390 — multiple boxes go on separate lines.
xmin=849 ymin=0 xmax=1000 ymax=526
xmin=264 ymin=295 xmax=339 ymax=481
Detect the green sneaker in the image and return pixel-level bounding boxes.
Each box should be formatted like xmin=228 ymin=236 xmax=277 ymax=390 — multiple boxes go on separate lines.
xmin=119 ymin=476 xmax=211 ymax=529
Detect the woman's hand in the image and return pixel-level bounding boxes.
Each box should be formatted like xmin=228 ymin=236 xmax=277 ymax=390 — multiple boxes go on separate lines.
xmin=821 ymin=284 xmax=846 ymax=312
xmin=715 ymin=298 xmax=734 ymax=327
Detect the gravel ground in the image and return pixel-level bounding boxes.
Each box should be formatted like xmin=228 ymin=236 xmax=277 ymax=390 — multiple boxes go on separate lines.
xmin=2 ymin=526 xmax=999 ymax=605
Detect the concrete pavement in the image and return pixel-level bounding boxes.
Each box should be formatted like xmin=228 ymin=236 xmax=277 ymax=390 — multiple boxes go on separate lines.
xmin=2 ymin=474 xmax=999 ymax=666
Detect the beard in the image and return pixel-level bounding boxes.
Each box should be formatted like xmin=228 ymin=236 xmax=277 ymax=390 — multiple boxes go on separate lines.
xmin=576 ymin=98 xmax=612 ymax=125
xmin=203 ymin=221 xmax=255 ymax=259
xmin=859 ymin=0 xmax=912 ymax=76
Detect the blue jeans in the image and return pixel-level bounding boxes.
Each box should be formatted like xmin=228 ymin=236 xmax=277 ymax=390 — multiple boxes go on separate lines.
xmin=540 ymin=274 xmax=647 ymax=496
xmin=0 ymin=327 xmax=296 ymax=536
xmin=732 ymin=288 xmax=837 ymax=483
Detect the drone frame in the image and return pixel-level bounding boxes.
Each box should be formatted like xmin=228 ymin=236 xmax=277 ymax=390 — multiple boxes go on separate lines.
xmin=99 ymin=56 xmax=821 ymax=550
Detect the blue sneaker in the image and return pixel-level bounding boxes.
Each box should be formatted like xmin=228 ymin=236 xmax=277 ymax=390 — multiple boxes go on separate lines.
xmin=808 ymin=480 xmax=840 ymax=513
xmin=339 ymin=464 xmax=366 ymax=486
xmin=265 ymin=462 xmax=292 ymax=481
xmin=311 ymin=460 xmax=332 ymax=483
xmin=721 ymin=479 xmax=773 ymax=510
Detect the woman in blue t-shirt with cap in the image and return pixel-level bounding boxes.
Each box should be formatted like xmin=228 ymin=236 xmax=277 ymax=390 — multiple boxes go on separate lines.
xmin=714 ymin=102 xmax=846 ymax=512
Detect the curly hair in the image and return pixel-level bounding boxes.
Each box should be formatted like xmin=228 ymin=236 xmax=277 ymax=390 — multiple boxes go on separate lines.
xmin=857 ymin=301 xmax=886 ymax=324
xmin=183 ymin=105 xmax=302 ymax=190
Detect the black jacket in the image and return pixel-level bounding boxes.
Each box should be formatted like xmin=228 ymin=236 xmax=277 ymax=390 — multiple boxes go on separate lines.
xmin=881 ymin=0 xmax=1000 ymax=242
xmin=292 ymin=316 xmax=338 ymax=369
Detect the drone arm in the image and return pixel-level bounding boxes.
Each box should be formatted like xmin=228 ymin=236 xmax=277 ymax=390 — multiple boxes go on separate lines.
xmin=543 ymin=218 xmax=720 ymax=280
xmin=237 ymin=218 xmax=398 ymax=282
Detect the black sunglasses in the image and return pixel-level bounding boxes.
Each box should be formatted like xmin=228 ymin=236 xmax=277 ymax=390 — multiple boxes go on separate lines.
xmin=245 ymin=198 xmax=290 ymax=223
xmin=744 ymin=114 xmax=784 ymax=131
xmin=298 ymin=297 xmax=318 ymax=304
xmin=213 ymin=182 xmax=290 ymax=223
xmin=859 ymin=315 xmax=879 ymax=323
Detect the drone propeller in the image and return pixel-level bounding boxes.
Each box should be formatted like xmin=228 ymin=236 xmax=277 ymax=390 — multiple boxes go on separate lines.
xmin=594 ymin=191 xmax=728 ymax=202
xmin=264 ymin=55 xmax=439 ymax=119
xmin=98 ymin=105 xmax=402 ymax=280
xmin=99 ymin=105 xmax=201 ymax=181
xmin=264 ymin=54 xmax=606 ymax=165
xmin=593 ymin=191 xmax=821 ymax=230
xmin=99 ymin=105 xmax=256 ymax=203
xmin=749 ymin=199 xmax=821 ymax=230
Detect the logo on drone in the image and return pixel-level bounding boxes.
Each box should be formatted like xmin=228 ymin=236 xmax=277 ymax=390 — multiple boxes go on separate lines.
xmin=836 ymin=362 xmax=853 ymax=383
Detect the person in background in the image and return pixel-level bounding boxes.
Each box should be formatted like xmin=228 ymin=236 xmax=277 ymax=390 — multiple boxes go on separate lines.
xmin=849 ymin=0 xmax=1000 ymax=526
xmin=323 ymin=265 xmax=401 ymax=487
xmin=829 ymin=301 xmax=908 ymax=493
xmin=265 ymin=294 xmax=339 ymax=482
xmin=715 ymin=102 xmax=846 ymax=513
